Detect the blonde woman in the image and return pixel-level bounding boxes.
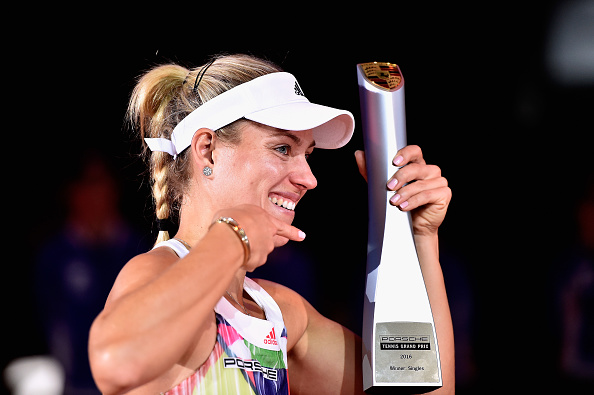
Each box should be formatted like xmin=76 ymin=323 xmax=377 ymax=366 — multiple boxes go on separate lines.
xmin=88 ymin=54 xmax=454 ymax=394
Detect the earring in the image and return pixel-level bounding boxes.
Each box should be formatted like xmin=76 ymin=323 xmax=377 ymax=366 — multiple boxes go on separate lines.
xmin=202 ymin=166 xmax=213 ymax=176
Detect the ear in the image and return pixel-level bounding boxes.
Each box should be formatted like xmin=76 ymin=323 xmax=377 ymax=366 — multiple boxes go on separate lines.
xmin=190 ymin=128 xmax=216 ymax=168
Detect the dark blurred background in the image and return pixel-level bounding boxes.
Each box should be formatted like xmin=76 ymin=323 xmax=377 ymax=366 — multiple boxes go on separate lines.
xmin=3 ymin=1 xmax=593 ymax=393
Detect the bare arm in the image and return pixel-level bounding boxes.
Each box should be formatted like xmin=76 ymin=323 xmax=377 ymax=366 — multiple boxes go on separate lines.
xmin=288 ymin=304 xmax=364 ymax=394
xmin=88 ymin=224 xmax=244 ymax=394
xmin=414 ymin=234 xmax=455 ymax=394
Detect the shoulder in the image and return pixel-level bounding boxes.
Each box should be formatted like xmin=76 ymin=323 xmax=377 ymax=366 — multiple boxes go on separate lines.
xmin=252 ymin=278 xmax=311 ymax=351
xmin=252 ymin=279 xmax=308 ymax=312
xmin=104 ymin=246 xmax=179 ymax=308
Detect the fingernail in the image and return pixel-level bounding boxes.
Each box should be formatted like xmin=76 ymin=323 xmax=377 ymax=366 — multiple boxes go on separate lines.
xmin=399 ymin=201 xmax=409 ymax=209
xmin=393 ymin=155 xmax=404 ymax=166
xmin=390 ymin=194 xmax=401 ymax=204
xmin=387 ymin=178 xmax=398 ymax=190
xmin=298 ymin=231 xmax=306 ymax=240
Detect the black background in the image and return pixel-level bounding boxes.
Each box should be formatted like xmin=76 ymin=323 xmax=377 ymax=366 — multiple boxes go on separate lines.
xmin=3 ymin=2 xmax=593 ymax=393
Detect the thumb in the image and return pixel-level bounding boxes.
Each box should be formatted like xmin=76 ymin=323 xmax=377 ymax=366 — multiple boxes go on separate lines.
xmin=354 ymin=150 xmax=368 ymax=182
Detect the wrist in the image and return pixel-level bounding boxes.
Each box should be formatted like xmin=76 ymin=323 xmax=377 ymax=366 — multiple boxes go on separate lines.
xmin=206 ymin=223 xmax=245 ymax=270
xmin=413 ymin=232 xmax=439 ymax=245
xmin=209 ymin=217 xmax=251 ymax=266
xmin=414 ymin=233 xmax=440 ymax=267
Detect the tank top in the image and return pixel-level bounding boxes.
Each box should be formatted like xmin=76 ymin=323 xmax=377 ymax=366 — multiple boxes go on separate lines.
xmin=154 ymin=239 xmax=290 ymax=395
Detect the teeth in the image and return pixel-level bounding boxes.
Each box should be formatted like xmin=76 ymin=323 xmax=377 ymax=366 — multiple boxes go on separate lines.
xmin=269 ymin=196 xmax=296 ymax=211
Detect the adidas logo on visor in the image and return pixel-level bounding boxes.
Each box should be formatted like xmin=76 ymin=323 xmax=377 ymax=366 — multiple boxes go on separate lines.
xmin=294 ymin=81 xmax=305 ymax=97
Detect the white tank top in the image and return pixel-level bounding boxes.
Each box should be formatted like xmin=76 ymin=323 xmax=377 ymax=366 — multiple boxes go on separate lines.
xmin=153 ymin=239 xmax=290 ymax=395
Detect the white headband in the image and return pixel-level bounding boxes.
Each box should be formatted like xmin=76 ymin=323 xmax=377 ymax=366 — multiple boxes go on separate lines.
xmin=144 ymin=72 xmax=354 ymax=158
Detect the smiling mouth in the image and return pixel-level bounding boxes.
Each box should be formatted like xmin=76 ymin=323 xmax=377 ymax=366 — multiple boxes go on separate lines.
xmin=268 ymin=196 xmax=296 ymax=211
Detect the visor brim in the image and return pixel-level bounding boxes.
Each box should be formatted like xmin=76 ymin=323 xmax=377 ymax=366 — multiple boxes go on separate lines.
xmin=245 ymin=102 xmax=355 ymax=149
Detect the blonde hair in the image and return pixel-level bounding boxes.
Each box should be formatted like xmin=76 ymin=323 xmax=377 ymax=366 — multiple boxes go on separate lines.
xmin=127 ymin=54 xmax=282 ymax=244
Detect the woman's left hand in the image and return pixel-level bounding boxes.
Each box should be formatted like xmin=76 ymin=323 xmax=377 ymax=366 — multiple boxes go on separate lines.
xmin=355 ymin=145 xmax=451 ymax=237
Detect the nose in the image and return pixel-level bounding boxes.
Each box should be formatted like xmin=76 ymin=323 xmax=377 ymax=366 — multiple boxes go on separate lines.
xmin=291 ymin=156 xmax=317 ymax=190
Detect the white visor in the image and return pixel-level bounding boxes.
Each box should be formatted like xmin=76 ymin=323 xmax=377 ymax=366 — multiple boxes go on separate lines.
xmin=144 ymin=72 xmax=354 ymax=158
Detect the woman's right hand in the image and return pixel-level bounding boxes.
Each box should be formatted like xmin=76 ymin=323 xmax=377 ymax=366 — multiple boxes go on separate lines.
xmin=210 ymin=204 xmax=306 ymax=272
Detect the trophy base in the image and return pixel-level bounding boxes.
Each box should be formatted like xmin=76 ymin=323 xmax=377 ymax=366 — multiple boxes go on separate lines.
xmin=365 ymin=385 xmax=441 ymax=395
xmin=363 ymin=321 xmax=442 ymax=392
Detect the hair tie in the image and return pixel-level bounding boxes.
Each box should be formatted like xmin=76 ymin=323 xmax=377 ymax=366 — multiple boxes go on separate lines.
xmin=193 ymin=59 xmax=216 ymax=94
xmin=156 ymin=218 xmax=170 ymax=232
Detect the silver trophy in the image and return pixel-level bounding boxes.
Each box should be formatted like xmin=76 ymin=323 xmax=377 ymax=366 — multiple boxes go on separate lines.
xmin=357 ymin=62 xmax=442 ymax=393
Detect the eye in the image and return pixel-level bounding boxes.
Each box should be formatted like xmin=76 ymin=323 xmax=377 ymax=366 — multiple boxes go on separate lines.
xmin=275 ymin=145 xmax=290 ymax=155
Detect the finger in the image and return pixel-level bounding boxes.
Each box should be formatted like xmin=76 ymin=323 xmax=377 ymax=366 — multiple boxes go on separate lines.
xmin=354 ymin=150 xmax=368 ymax=182
xmin=389 ymin=176 xmax=448 ymax=206
xmin=387 ymin=163 xmax=442 ymax=191
xmin=402 ymin=186 xmax=452 ymax=212
xmin=393 ymin=145 xmax=426 ymax=167
xmin=274 ymin=220 xmax=306 ymax=242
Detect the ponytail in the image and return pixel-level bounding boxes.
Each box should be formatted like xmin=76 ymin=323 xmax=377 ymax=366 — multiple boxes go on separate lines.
xmin=128 ymin=64 xmax=188 ymax=244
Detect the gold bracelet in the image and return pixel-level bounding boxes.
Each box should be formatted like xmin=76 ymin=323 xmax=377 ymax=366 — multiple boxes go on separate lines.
xmin=211 ymin=217 xmax=251 ymax=265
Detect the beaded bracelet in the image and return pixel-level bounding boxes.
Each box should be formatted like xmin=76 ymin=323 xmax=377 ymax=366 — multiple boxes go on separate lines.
xmin=210 ymin=217 xmax=251 ymax=266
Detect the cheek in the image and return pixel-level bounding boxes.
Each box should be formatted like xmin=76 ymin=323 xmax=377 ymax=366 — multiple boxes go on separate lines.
xmin=243 ymin=157 xmax=284 ymax=185
xmin=215 ymin=147 xmax=286 ymax=196
xmin=216 ymin=157 xmax=280 ymax=201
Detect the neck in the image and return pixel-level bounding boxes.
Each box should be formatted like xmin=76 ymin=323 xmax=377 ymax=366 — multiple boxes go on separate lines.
xmin=226 ymin=273 xmax=247 ymax=299
xmin=174 ymin=193 xmax=248 ymax=301
xmin=174 ymin=189 xmax=214 ymax=247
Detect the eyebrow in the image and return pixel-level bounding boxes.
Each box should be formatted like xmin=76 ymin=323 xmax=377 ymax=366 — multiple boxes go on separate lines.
xmin=271 ymin=129 xmax=316 ymax=148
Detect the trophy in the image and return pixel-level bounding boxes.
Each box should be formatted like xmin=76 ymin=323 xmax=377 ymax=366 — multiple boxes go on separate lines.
xmin=357 ymin=62 xmax=442 ymax=393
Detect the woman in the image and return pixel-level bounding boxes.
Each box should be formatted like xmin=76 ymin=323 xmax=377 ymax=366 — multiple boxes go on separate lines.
xmin=88 ymin=54 xmax=454 ymax=394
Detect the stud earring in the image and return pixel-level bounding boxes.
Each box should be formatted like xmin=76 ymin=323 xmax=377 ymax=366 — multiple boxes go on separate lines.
xmin=202 ymin=166 xmax=213 ymax=176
